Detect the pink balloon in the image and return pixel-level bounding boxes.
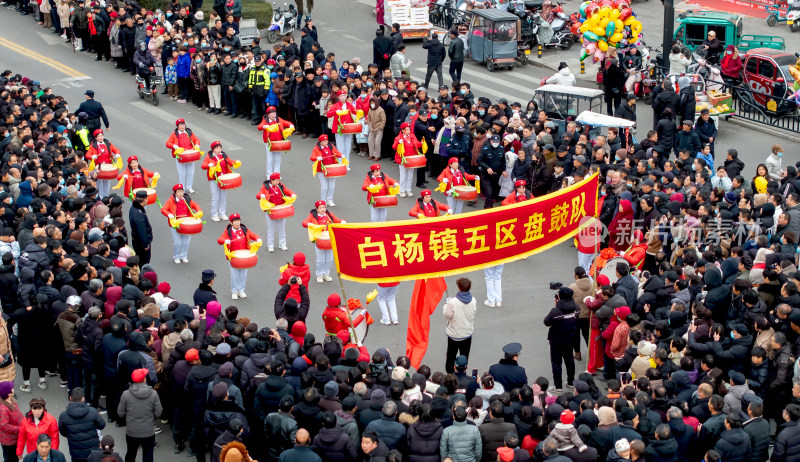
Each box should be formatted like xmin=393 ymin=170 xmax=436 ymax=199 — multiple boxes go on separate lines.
xmin=586 ymin=42 xmax=597 ymax=53
xmin=594 ymin=49 xmax=604 ymax=61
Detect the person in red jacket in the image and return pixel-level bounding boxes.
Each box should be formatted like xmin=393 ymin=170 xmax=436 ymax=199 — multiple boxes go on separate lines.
xmin=361 ymin=164 xmax=398 ymax=222
xmin=257 ymin=172 xmax=296 ymax=253
xmin=117 ymin=156 xmax=157 ymax=199
xmin=408 ymin=189 xmax=450 ymax=218
xmin=86 ymin=129 xmax=121 ymax=199
xmin=322 ymin=293 xmax=364 ymax=337
xmin=576 ymin=216 xmax=603 ymax=274
xmin=301 ymin=201 xmax=345 ymax=283
xmin=165 ymin=119 xmax=201 ymax=193
xmin=217 ymin=213 xmax=261 ymax=300
xmin=501 ymin=180 xmax=532 ymax=206
xmin=437 ymin=157 xmax=476 ymax=214
xmin=278 ymin=252 xmax=311 ymax=303
xmin=257 ymin=106 xmax=294 ymax=177
xmin=311 ymin=134 xmax=344 ymax=206
xmin=392 ymin=122 xmax=422 ymax=197
xmin=201 ymin=141 xmax=238 ymax=221
xmin=160 ymin=183 xmax=202 ymax=264
xmin=720 ymin=45 xmax=743 ymax=81
xmin=16 ymin=398 xmax=59 ymax=457
xmin=326 ymin=89 xmax=357 ymax=168
xmin=623 ymin=229 xmax=647 ymax=270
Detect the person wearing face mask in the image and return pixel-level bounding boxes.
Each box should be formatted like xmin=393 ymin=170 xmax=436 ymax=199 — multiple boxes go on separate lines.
xmin=133 ymin=41 xmax=157 ymax=90
xmin=326 ymin=90 xmax=358 ymax=170
xmin=257 ymin=106 xmax=294 ymax=177
xmin=366 ymin=97 xmax=386 ymax=161
xmin=234 ymin=57 xmax=251 ymax=118
xmin=246 ymin=56 xmax=269 ymax=124
xmin=477 ymin=134 xmax=505 ymax=209
xmin=765 ymin=144 xmax=783 ymax=181
xmin=176 ymin=46 xmax=192 ymax=103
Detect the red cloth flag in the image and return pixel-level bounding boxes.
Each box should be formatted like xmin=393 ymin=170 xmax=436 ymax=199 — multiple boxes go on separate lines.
xmin=406 ymin=277 xmax=447 ymax=369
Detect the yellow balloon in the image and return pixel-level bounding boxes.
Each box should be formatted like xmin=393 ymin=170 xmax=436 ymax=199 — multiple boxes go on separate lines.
xmin=600 ymin=17 xmax=610 ymax=29
xmin=610 ymin=32 xmax=623 ymax=42
xmin=631 ymin=20 xmax=642 ymax=36
xmin=599 ymin=6 xmax=611 ymax=17
xmin=585 ymin=14 xmax=600 ymax=26
xmin=580 ymin=23 xmax=591 ymax=33
xmin=593 ymin=26 xmax=606 ymax=36
xmin=610 ymin=8 xmax=620 ymax=19
xmin=615 ymin=19 xmax=623 ymax=31
xmin=623 ymin=16 xmax=635 ymax=26
xmin=597 ymin=39 xmax=608 ymax=52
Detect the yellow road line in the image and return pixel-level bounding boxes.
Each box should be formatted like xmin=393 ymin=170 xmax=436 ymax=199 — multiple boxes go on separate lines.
xmin=0 ymin=36 xmax=86 ymax=78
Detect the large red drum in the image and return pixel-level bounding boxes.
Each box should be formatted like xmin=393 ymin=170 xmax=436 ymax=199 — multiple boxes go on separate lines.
xmin=268 ymin=204 xmax=294 ymax=220
xmin=452 ymin=185 xmax=477 ymax=201
xmin=229 ymin=250 xmax=258 ymax=269
xmin=322 ymin=163 xmax=348 ymax=178
xmin=177 ymin=149 xmax=202 ymax=163
xmin=316 ymin=231 xmax=332 ymax=250
xmin=338 ymin=123 xmax=362 ymax=134
xmin=403 ymin=155 xmax=427 ymax=169
xmin=217 ymin=173 xmax=242 ymax=190
xmin=132 ymin=188 xmax=157 ymax=205
xmin=97 ymin=164 xmax=119 ymax=180
xmin=176 ymin=217 xmax=203 ymax=235
xmin=269 ymin=140 xmax=292 ymax=152
xmin=372 ymin=195 xmax=398 ymax=208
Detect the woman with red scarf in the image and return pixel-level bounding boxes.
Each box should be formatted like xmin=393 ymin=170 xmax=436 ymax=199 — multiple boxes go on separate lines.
xmin=326 ymin=89 xmax=358 ymax=168
xmin=161 ymin=184 xmax=201 ymax=264
xmin=608 ymin=199 xmax=635 ymax=251
xmin=118 ymin=156 xmax=157 ymax=199
xmin=720 ymin=45 xmax=743 ymax=82
xmin=86 ymin=129 xmax=121 ymax=199
xmin=361 ymin=163 xmax=398 ymax=223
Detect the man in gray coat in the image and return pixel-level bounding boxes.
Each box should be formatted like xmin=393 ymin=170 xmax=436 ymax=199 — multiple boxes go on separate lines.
xmin=440 ymin=406 xmax=482 ymax=462
xmin=118 ymin=368 xmax=163 ymax=462
xmin=447 ymin=30 xmax=464 ymax=82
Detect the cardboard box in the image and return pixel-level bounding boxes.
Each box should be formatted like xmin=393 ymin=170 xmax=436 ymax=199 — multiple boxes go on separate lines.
xmin=707 ymin=92 xmax=733 ymax=108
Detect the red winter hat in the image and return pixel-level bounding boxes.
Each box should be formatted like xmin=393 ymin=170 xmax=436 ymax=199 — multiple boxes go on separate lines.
xmin=175 ymin=118 xmax=185 ymax=126
xmin=109 ymin=11 xmax=117 ymax=18
xmin=158 ymin=281 xmax=171 ymax=294
xmin=561 ymin=410 xmax=575 ymax=424
xmin=421 ymin=190 xmax=432 ymax=196
xmin=210 ymin=140 xmax=221 ymax=150
xmin=93 ymin=129 xmax=103 ymax=137
xmin=597 ymin=274 xmax=610 ymax=286
xmin=448 ymin=157 xmax=459 ymax=164
xmin=315 ymin=200 xmax=326 ymax=208
xmin=336 ymin=330 xmax=350 ymax=344
xmin=370 ymin=163 xmax=381 ymax=171
xmin=293 ymin=252 xmax=305 ymax=266
xmin=131 ymin=368 xmax=148 ymax=383
xmin=327 ymin=293 xmax=341 ymax=307
xmin=269 ymin=173 xmax=281 ymax=180
xmin=127 ymin=155 xmax=138 ymax=164
xmin=229 ymin=213 xmax=240 ymax=222
xmin=185 ymin=348 xmax=200 ymax=362
xmin=318 ymin=134 xmax=328 ymax=142
xmin=515 ymin=180 xmax=526 ymax=187
xmin=172 ymin=183 xmax=184 ymax=192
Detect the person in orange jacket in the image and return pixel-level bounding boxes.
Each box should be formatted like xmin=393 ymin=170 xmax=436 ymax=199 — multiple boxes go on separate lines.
xmin=86 ymin=129 xmax=121 ymax=199
xmin=257 ymin=106 xmax=294 ymax=177
xmin=117 ymin=155 xmax=157 ymax=199
xmin=311 ymin=135 xmax=344 ymax=206
xmin=257 ymin=172 xmax=296 ymax=253
xmin=201 ymin=141 xmax=238 ymax=221
xmin=501 ymin=180 xmax=532 ymax=206
xmin=325 ymin=89 xmax=357 ymax=168
xmin=160 ymin=183 xmax=201 ymax=264
xmin=392 ymin=122 xmax=422 ymax=197
xmin=437 ymin=157 xmax=476 ymax=214
xmin=361 ymin=163 xmax=398 ymax=222
xmin=217 ymin=213 xmax=261 ymax=300
xmin=322 ymin=293 xmax=364 ymax=337
xmin=408 ymin=189 xmax=451 ymax=218
xmin=623 ymin=229 xmax=647 ymax=270
xmin=165 ymin=119 xmax=201 ymax=193
xmin=302 ymin=201 xmax=345 ymax=283
xmin=278 ymin=252 xmax=311 ymax=303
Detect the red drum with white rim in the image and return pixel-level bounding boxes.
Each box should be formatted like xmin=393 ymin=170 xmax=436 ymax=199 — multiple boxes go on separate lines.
xmin=372 ymin=195 xmax=398 ymax=208
xmin=322 ymin=163 xmax=347 ymax=178
xmin=316 ymin=231 xmax=332 ymax=250
xmin=268 ymin=204 xmax=295 ymax=220
xmin=338 ymin=123 xmax=362 ymax=134
xmin=177 ymin=149 xmax=201 ymax=163
xmin=132 ymin=188 xmax=157 ymax=205
xmin=269 ymin=140 xmax=292 ymax=152
xmin=452 ymin=185 xmax=477 ymax=201
xmin=229 ymin=249 xmax=258 ymax=269
xmin=97 ymin=164 xmax=119 ymax=180
xmin=402 ymin=155 xmax=427 ymax=169
xmin=217 ymin=173 xmax=242 ymax=190
xmin=176 ymin=217 xmax=203 ymax=235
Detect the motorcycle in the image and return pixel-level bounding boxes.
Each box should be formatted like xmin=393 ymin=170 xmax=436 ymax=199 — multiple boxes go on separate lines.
xmin=266 ymin=2 xmax=297 ymax=43
xmin=532 ymin=10 xmax=573 ymax=49
xmin=135 ymin=67 xmax=160 ymax=106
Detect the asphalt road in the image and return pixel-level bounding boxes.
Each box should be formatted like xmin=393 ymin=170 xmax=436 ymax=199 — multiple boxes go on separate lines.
xmin=0 ymin=2 xmax=792 ymax=457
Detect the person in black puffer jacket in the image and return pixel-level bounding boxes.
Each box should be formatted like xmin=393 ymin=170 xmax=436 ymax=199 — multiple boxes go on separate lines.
xmin=544 ymin=287 xmax=579 ymax=390
xmin=254 ymin=361 xmax=295 ymax=423
xmin=57 ymin=388 xmax=107 ymax=461
xmin=713 ymin=414 xmax=751 ymax=462
xmin=406 ymin=404 xmax=443 ymax=462
xmin=203 ymin=382 xmax=250 ymax=446
xmin=312 ymin=411 xmax=357 ymax=462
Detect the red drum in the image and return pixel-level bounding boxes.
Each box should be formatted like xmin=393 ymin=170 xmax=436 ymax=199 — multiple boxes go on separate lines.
xmin=217 ymin=173 xmax=242 ymax=190
xmin=452 ymin=185 xmax=478 ymax=201
xmin=97 ymin=164 xmax=119 ymax=180
xmin=322 ymin=163 xmax=348 ymax=178
xmin=372 ymin=195 xmax=398 ymax=208
xmin=268 ymin=204 xmax=295 ymax=220
xmin=338 ymin=123 xmax=362 ymax=134
xmin=403 ymin=155 xmax=427 ymax=169
xmin=132 ymin=188 xmax=157 ymax=205
xmin=176 ymin=217 xmax=203 ymax=235
xmin=316 ymin=231 xmax=332 ymax=250
xmin=177 ymin=149 xmax=201 ymax=163
xmin=229 ymin=249 xmax=258 ymax=269
xmin=269 ymin=140 xmax=292 ymax=152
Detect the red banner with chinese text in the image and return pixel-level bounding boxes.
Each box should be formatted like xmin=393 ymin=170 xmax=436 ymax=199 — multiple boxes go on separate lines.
xmin=329 ymin=173 xmax=600 ymax=282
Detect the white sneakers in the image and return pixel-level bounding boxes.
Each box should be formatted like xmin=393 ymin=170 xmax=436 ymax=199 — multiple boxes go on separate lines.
xmin=484 ymin=300 xmax=495 ymax=308
xmin=232 ymin=293 xmax=238 ymax=300
xmin=181 ymin=258 xmax=189 ymax=263
xmin=239 ymin=292 xmax=247 ymax=299
xmin=187 ymin=188 xmax=195 ymax=194
xmin=317 ymin=276 xmax=324 ymax=283
xmin=268 ymin=246 xmax=275 ymax=253
xmin=211 ymin=216 xmax=220 ymax=222
xmin=279 ymin=244 xmax=288 ymax=251
xmin=174 ymin=259 xmax=181 ymax=264
xmin=323 ymin=274 xmax=333 ymax=282
xmin=399 ymin=192 xmax=406 ymax=198
xmin=328 ymin=201 xmax=336 ymax=207
xmin=219 ymin=213 xmax=229 ymax=221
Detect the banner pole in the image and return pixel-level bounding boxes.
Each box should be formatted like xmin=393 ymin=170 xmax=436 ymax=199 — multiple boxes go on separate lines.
xmin=338 ymin=273 xmax=360 ymax=345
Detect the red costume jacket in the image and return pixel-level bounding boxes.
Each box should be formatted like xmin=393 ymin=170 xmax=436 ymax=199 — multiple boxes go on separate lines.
xmin=409 ymin=199 xmax=449 ymax=218
xmin=165 ymin=129 xmax=200 ymax=158
xmin=217 ymin=225 xmax=260 ymax=252
xmin=361 ymin=172 xmax=398 ymax=205
xmin=257 ymin=117 xmax=294 ymax=143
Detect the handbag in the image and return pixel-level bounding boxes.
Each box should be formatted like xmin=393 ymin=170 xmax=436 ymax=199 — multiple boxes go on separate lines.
xmin=0 ymin=353 xmax=12 ymax=368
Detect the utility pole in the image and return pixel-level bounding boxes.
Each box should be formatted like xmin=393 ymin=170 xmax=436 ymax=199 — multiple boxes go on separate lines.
xmin=662 ymin=0 xmax=674 ymax=73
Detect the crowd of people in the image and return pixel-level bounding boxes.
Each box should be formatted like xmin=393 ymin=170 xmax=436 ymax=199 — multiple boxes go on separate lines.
xmin=2 ymin=0 xmax=800 ymax=461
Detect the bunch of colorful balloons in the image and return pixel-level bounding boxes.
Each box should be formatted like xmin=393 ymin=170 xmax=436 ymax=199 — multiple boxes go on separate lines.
xmin=574 ymin=0 xmax=644 ymax=63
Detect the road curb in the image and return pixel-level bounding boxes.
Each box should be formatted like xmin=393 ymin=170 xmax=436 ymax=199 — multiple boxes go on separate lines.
xmin=726 ymin=117 xmax=800 ymax=143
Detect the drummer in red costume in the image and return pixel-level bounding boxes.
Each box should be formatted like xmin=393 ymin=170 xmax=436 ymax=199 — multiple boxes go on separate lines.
xmin=257 ymin=106 xmax=294 ymax=177
xmin=501 ymin=180 xmax=532 ymax=206
xmin=302 ymin=201 xmax=345 ymax=283
xmin=393 ymin=122 xmax=422 ymax=198
xmin=361 ymin=164 xmax=398 ymax=223
xmin=201 ymin=141 xmax=239 ymax=222
xmin=409 ymin=190 xmax=451 ymax=218
xmin=437 ymin=157 xmax=476 ymax=215
xmin=161 ymin=184 xmax=202 ymax=264
xmin=166 ymin=119 xmax=201 ymax=193
xmin=86 ymin=129 xmax=121 ymax=199
xmin=322 ymin=293 xmax=364 ymax=337
xmin=118 ymin=156 xmax=157 ymax=199
xmin=311 ymin=134 xmax=344 ymax=206
xmin=257 ymin=172 xmax=296 ymax=253
xmin=326 ymin=89 xmax=357 ymax=169
xmin=217 ymin=213 xmax=261 ymax=300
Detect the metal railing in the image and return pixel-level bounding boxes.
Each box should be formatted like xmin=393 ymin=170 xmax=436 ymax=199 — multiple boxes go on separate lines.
xmin=725 ymin=83 xmax=800 ymax=134
xmin=429 ymin=4 xmax=472 ymax=30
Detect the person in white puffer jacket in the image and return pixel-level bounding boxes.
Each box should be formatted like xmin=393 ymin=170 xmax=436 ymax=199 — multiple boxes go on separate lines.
xmin=443 ymin=277 xmax=477 ymax=373
xmin=546 ymin=62 xmax=576 ymax=86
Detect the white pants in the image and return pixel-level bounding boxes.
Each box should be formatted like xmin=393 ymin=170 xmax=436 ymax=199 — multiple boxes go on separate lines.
xmin=335 ymin=133 xmax=353 ymax=163
xmin=484 ymin=264 xmax=504 ymax=305
xmin=266 ymin=216 xmax=286 ymax=248
xmin=266 ymin=145 xmax=282 ymax=177
xmin=97 ymin=179 xmax=111 ymax=199
xmin=230 ymin=265 xmax=247 ymax=294
xmin=319 ymin=175 xmax=336 ymax=203
xmin=370 ymin=206 xmax=388 ymax=222
xmin=170 ymin=228 xmax=191 ymax=260
xmin=176 ymin=159 xmax=195 ymax=190
xmin=578 ymin=251 xmax=594 ymax=275
xmin=446 ymin=196 xmax=464 ymax=214
xmin=210 ymin=182 xmax=227 ymax=217
xmin=625 ymin=73 xmax=642 ymax=93
xmin=377 ymin=285 xmax=399 ymax=323
xmin=315 ymin=247 xmax=334 ymax=276
xmin=207 ymin=84 xmax=221 ymax=109
xmin=398 ymin=165 xmax=414 ymax=194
